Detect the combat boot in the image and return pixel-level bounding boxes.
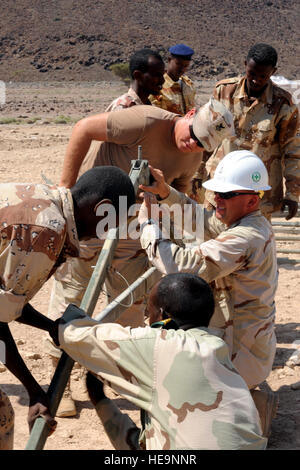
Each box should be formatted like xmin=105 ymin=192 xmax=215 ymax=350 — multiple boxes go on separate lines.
xmin=50 ymin=356 xmax=77 ymax=418
xmin=251 ymin=389 xmax=278 ymax=438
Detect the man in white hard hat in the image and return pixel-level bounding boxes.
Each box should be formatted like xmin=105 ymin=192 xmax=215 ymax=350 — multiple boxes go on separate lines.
xmin=138 ymin=150 xmax=278 ymax=439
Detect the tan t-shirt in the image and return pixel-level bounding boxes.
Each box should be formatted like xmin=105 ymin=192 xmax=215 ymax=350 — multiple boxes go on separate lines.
xmin=80 ymin=105 xmax=203 ymax=193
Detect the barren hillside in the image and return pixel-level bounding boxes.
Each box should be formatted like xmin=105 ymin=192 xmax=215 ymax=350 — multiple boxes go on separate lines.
xmin=0 ymin=0 xmax=299 ymax=82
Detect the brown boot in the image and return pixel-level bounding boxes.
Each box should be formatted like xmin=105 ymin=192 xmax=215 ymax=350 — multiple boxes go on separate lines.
xmin=251 ymin=389 xmax=278 ymax=438
xmin=50 ymin=356 xmax=77 ymax=418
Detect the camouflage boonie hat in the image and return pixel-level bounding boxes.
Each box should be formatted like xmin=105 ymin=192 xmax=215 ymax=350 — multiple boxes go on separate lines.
xmin=192 ymin=98 xmax=235 ymax=152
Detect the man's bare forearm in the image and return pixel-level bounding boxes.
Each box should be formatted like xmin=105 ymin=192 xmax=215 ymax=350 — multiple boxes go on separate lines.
xmin=59 ymin=121 xmax=94 ymax=187
xmin=59 ymin=113 xmax=109 ymax=188
xmin=16 ymin=303 xmax=54 ymax=332
xmin=0 ymin=322 xmax=43 ymax=397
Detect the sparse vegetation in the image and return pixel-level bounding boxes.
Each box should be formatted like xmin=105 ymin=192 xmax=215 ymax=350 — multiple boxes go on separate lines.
xmin=0 ymin=117 xmax=21 ymax=124
xmin=0 ymin=115 xmax=78 ymax=125
xmin=109 ymin=63 xmax=131 ymax=85
xmin=53 ymin=115 xmax=74 ymax=124
xmin=26 ymin=117 xmax=42 ymax=124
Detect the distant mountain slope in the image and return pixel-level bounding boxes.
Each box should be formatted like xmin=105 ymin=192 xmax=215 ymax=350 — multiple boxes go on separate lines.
xmin=0 ymin=0 xmax=299 ymax=81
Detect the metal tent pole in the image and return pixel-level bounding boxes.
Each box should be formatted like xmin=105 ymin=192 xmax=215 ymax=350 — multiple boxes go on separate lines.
xmin=25 ymin=229 xmax=120 ymax=450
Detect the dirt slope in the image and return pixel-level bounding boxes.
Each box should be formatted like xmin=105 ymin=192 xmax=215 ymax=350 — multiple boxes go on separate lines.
xmin=0 ymin=0 xmax=299 ymax=82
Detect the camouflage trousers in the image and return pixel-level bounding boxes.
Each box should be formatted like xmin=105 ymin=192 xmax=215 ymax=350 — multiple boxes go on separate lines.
xmin=44 ymin=237 xmax=161 ymax=358
xmin=0 ymin=387 xmax=14 ymax=450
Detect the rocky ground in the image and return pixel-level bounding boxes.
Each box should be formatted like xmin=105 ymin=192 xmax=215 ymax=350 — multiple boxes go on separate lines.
xmin=0 ymin=82 xmax=300 ymax=451
xmin=0 ymin=0 xmax=299 ymax=83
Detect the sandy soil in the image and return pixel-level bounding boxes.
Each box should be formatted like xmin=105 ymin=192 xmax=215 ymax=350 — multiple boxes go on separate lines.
xmin=0 ymin=82 xmax=300 ymax=451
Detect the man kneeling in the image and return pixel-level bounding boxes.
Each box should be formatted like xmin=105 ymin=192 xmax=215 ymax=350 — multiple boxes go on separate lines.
xmin=50 ymin=273 xmax=266 ymax=450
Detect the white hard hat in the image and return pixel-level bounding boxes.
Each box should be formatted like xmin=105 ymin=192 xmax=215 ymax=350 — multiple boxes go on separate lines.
xmin=202 ymin=150 xmax=271 ymax=192
xmin=192 ymin=97 xmax=235 ymax=152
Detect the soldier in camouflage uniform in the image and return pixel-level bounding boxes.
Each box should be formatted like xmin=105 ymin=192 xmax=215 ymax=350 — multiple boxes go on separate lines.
xmin=200 ymin=43 xmax=300 ymax=220
xmin=106 ymin=48 xmax=165 ymax=111
xmin=0 ymin=166 xmax=135 ymax=442
xmin=50 ymin=273 xmax=266 ymax=450
xmin=138 ymin=151 xmax=279 ymax=437
xmin=149 ymin=44 xmax=196 ymax=116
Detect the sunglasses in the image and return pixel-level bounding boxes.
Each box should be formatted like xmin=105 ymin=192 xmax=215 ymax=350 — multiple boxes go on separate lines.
xmin=189 ymin=125 xmax=204 ymax=148
xmin=215 ymin=191 xmax=259 ymax=200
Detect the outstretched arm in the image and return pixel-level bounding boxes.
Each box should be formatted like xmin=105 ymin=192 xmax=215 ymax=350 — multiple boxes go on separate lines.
xmin=59 ymin=113 xmax=109 ymax=188
xmin=16 ymin=303 xmax=54 ymax=332
xmin=0 ymin=321 xmax=56 ymax=432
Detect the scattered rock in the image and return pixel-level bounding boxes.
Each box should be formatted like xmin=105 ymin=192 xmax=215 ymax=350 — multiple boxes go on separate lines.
xmin=286 ymin=349 xmax=300 ymax=368
xmin=25 ymin=352 xmax=42 ymax=360
xmin=0 ymin=363 xmax=6 ymax=372
xmin=62 ymin=431 xmax=74 ymax=439
xmin=16 ymin=339 xmax=25 ymax=345
xmin=0 ymin=1 xmax=298 ymax=82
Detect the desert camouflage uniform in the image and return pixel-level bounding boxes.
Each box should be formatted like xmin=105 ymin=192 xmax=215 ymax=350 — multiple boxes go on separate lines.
xmin=0 ymin=387 xmax=14 ymax=450
xmin=59 ymin=313 xmax=267 ymax=450
xmin=204 ymin=76 xmax=300 ymax=216
xmin=140 ymin=187 xmax=278 ymax=389
xmin=45 ymin=89 xmax=154 ymax=341
xmin=105 ymin=87 xmax=143 ymax=112
xmin=0 ymin=183 xmax=79 ymax=440
xmin=150 ymin=73 xmax=196 ymax=116
xmin=0 ymin=183 xmax=79 ymax=323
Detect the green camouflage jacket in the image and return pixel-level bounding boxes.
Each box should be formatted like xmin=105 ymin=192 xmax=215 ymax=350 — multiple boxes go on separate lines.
xmin=59 ymin=317 xmax=266 ymax=450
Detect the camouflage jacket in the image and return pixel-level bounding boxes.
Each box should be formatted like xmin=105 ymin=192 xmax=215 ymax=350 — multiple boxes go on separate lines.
xmin=149 ymin=73 xmax=196 ymax=116
xmin=59 ymin=316 xmax=266 ymax=450
xmin=140 ymin=187 xmax=278 ymax=389
xmin=0 ymin=184 xmax=79 ymax=322
xmin=205 ymin=76 xmax=300 ymax=215
xmin=105 ymin=87 xmax=143 ymax=112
